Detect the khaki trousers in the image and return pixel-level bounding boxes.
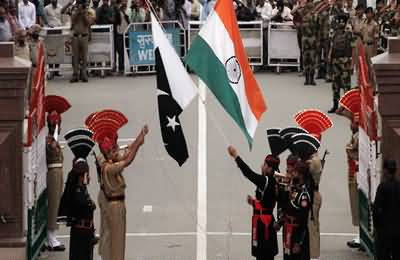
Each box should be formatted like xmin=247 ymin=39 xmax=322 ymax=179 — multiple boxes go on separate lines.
xmin=71 ymin=34 xmax=89 ymax=80
xmin=308 ymin=191 xmax=322 ymax=258
xmin=98 ymin=191 xmax=126 ymax=260
xmin=47 ymin=167 xmax=63 ymax=231
xmin=348 ymin=176 xmax=359 ymax=226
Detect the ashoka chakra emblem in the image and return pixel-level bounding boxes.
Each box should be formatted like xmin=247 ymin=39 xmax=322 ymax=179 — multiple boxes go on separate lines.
xmin=225 ymin=56 xmax=241 ymax=84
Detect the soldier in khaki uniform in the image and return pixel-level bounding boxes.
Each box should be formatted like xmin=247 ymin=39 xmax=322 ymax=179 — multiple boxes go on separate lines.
xmin=362 ymin=7 xmax=379 ymax=64
xmin=45 ymin=95 xmax=71 ymax=251
xmin=88 ymin=110 xmax=149 ymax=260
xmin=336 ymin=88 xmax=361 ymax=248
xmin=70 ymin=0 xmax=95 ymax=83
xmin=350 ymin=4 xmax=365 ymax=70
xmin=294 ymin=109 xmax=333 ymax=260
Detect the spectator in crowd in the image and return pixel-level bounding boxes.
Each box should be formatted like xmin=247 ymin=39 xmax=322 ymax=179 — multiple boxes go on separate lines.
xmin=115 ymin=0 xmax=129 ymax=74
xmin=256 ymin=0 xmax=273 ymax=25
xmin=176 ymin=0 xmax=190 ymax=29
xmin=200 ymin=0 xmax=215 ymax=21
xmin=236 ymin=0 xmax=256 ymax=21
xmin=128 ymin=0 xmax=147 ymax=22
xmin=6 ymin=3 xmax=21 ymax=37
xmin=14 ymin=28 xmax=30 ymax=61
xmin=44 ymin=0 xmax=62 ymax=27
xmin=0 ymin=5 xmax=12 ymax=41
xmin=373 ymin=159 xmax=400 ymax=260
xmin=271 ymin=0 xmax=293 ymax=22
xmin=190 ymin=0 xmax=202 ymax=20
xmin=60 ymin=0 xmax=73 ymax=26
xmin=92 ymin=0 xmax=100 ymax=11
xmin=256 ymin=0 xmax=273 ymax=65
xmin=391 ymin=4 xmax=400 ymax=36
xmin=32 ymin=0 xmax=47 ymax=26
xmin=44 ymin=0 xmax=62 ymax=76
xmin=163 ymin=0 xmax=176 ymax=20
xmin=96 ymin=0 xmax=113 ymax=24
xmin=19 ymin=0 xmax=36 ymax=29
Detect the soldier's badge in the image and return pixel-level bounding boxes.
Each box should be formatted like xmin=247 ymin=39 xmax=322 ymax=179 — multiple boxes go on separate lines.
xmin=301 ymin=199 xmax=308 ymax=208
xmin=225 ymin=56 xmax=241 ymax=84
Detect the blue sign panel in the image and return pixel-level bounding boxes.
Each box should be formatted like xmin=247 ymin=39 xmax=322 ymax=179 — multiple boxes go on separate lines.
xmin=129 ymin=28 xmax=181 ymax=66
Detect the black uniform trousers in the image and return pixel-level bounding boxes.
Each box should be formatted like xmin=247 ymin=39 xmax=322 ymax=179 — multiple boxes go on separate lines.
xmin=69 ymin=226 xmax=94 ymax=260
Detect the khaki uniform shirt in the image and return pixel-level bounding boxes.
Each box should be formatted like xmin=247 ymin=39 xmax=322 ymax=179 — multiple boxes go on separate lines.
xmin=307 ymin=153 xmax=323 ymax=186
xmin=362 ymin=19 xmax=379 ymax=44
xmin=102 ymin=161 xmax=126 ymax=198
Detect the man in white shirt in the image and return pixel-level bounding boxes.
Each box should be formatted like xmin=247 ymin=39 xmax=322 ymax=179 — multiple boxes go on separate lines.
xmin=44 ymin=0 xmax=62 ymax=27
xmin=44 ymin=0 xmax=63 ymax=76
xmin=19 ymin=0 xmax=36 ymax=29
xmin=0 ymin=6 xmax=12 ymax=42
xmin=256 ymin=0 xmax=273 ymax=66
xmin=256 ymin=0 xmax=273 ymax=27
xmin=271 ymin=0 xmax=293 ymax=22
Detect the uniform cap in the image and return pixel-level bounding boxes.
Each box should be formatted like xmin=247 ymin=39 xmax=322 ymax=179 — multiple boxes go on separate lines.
xmin=267 ymin=128 xmax=287 ymax=156
xmin=294 ymin=109 xmax=333 ymax=141
xmin=64 ymin=128 xmax=95 ymax=159
xmin=339 ymin=88 xmax=361 ymax=123
xmin=45 ymin=95 xmax=71 ymax=125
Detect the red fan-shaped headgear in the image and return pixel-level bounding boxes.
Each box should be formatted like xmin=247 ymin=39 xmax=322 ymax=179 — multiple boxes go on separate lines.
xmin=90 ymin=109 xmax=128 ymax=128
xmin=45 ymin=95 xmax=71 ymax=125
xmin=87 ymin=110 xmax=128 ymax=154
xmin=294 ymin=109 xmax=333 ymax=141
xmin=339 ymin=89 xmax=361 ymax=123
xmin=85 ymin=111 xmax=98 ymax=127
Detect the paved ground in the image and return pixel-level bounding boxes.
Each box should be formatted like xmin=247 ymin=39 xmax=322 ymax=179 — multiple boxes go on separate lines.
xmin=39 ymin=70 xmax=371 ymax=260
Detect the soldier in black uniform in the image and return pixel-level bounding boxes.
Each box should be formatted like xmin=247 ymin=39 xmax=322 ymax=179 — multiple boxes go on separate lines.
xmin=228 ymin=145 xmax=279 ymax=260
xmin=373 ymin=159 xmax=400 ymax=260
xmin=280 ymin=161 xmax=312 ymax=260
xmin=58 ymin=127 xmax=96 ymax=260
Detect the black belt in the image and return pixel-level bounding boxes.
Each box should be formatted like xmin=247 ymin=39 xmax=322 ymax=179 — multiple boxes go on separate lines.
xmin=253 ymin=209 xmax=273 ymax=215
xmin=107 ymin=195 xmax=125 ymax=202
xmin=73 ymin=33 xmax=88 ymax=37
xmin=72 ymin=219 xmax=94 ymax=229
xmin=100 ymin=187 xmax=125 ymax=201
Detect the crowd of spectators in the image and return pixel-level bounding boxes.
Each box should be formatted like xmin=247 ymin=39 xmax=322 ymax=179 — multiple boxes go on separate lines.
xmin=1 ymin=0 xmax=400 ymax=73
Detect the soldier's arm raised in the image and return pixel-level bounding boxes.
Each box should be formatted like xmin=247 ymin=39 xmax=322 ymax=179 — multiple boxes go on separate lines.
xmin=120 ymin=125 xmax=149 ymax=168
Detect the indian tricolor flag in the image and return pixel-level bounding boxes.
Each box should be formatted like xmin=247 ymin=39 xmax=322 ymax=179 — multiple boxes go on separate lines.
xmin=185 ymin=0 xmax=266 ymax=146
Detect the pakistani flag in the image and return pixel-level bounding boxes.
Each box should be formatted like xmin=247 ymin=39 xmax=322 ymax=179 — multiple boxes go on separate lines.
xmin=151 ymin=13 xmax=197 ymax=166
xmin=185 ymin=0 xmax=267 ymax=146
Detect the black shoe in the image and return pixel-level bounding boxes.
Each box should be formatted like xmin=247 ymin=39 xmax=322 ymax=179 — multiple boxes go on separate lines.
xmin=47 ymin=244 xmax=66 ymax=251
xmin=328 ymin=106 xmax=338 ymax=113
xmin=70 ymin=78 xmax=78 ymax=83
xmin=81 ymin=78 xmax=88 ymax=83
xmin=325 ymin=78 xmax=332 ymax=83
xmin=55 ymin=72 xmax=62 ymax=77
xmin=347 ymin=240 xmax=361 ymax=248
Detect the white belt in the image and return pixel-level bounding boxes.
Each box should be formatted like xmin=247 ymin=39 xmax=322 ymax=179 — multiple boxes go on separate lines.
xmin=48 ymin=163 xmax=63 ymax=169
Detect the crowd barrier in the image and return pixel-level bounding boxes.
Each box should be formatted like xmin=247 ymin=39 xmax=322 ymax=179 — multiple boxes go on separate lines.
xmin=124 ymin=21 xmax=186 ymax=74
xmin=41 ymin=21 xmax=301 ymax=76
xmin=188 ymin=21 xmax=263 ymax=66
xmin=41 ymin=25 xmax=114 ymax=76
xmin=268 ymin=22 xmax=300 ymax=72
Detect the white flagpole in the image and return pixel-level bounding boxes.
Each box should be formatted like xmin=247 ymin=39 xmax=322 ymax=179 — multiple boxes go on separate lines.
xmin=197 ymin=79 xmax=207 ymax=260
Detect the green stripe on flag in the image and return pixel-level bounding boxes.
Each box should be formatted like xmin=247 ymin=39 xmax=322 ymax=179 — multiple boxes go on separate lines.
xmin=185 ymin=36 xmax=252 ymax=145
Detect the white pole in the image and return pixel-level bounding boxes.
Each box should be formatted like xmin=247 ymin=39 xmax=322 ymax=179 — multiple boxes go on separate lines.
xmin=197 ymin=79 xmax=207 ymax=260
